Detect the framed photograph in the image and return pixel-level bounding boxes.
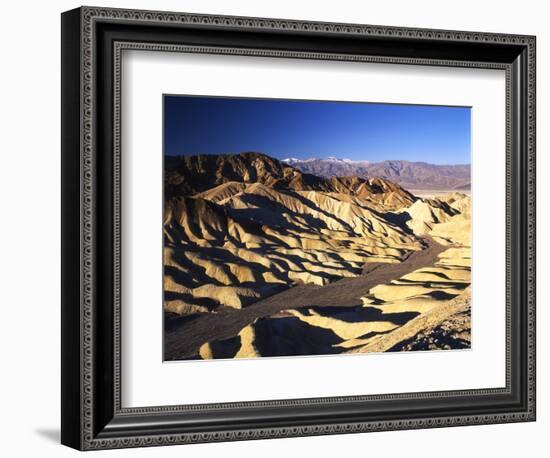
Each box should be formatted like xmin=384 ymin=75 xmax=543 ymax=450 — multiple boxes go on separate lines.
xmin=61 ymin=6 xmax=536 ymax=450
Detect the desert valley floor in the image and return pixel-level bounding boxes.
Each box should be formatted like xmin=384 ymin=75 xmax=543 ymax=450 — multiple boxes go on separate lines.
xmin=163 ymin=153 xmax=471 ymax=360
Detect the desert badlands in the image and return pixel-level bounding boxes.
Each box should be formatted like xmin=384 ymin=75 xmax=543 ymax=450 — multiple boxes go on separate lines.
xmin=163 ymin=153 xmax=471 ymax=360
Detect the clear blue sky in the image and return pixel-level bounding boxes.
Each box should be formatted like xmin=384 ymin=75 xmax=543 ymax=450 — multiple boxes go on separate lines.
xmin=164 ymin=95 xmax=471 ymax=165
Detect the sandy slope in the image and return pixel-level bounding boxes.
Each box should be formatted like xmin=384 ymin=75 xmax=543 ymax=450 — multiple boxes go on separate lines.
xmin=187 ymin=243 xmax=470 ymax=359
xmin=164 ymin=182 xmax=420 ymax=309
xmin=164 ymin=235 xmax=448 ymax=359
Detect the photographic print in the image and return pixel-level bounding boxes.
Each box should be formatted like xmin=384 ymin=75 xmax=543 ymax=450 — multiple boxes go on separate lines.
xmin=163 ymin=95 xmax=472 ymax=361
xmin=61 ymin=9 xmax=536 ymax=448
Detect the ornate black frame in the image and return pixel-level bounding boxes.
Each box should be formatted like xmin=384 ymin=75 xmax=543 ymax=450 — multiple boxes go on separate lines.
xmin=61 ymin=6 xmax=536 ymax=450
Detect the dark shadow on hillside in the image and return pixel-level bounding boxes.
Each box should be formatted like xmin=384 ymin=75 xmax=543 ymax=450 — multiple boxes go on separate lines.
xmin=383 ymin=211 xmax=414 ymax=234
xmin=296 ymin=304 xmax=420 ymax=326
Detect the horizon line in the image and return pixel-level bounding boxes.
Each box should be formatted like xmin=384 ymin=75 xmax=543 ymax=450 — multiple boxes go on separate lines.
xmin=164 ymin=151 xmax=471 ymax=166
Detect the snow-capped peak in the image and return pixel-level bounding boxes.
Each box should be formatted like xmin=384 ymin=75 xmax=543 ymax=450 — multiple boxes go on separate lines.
xmin=282 ymin=156 xmax=369 ymax=165
xmin=324 ymin=156 xmax=363 ymax=163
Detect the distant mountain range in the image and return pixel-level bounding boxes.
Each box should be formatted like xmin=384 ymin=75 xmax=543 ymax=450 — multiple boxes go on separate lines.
xmin=282 ymin=158 xmax=470 ymax=190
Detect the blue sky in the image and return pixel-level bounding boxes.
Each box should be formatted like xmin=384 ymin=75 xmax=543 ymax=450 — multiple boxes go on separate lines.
xmin=164 ymin=95 xmax=471 ymax=165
